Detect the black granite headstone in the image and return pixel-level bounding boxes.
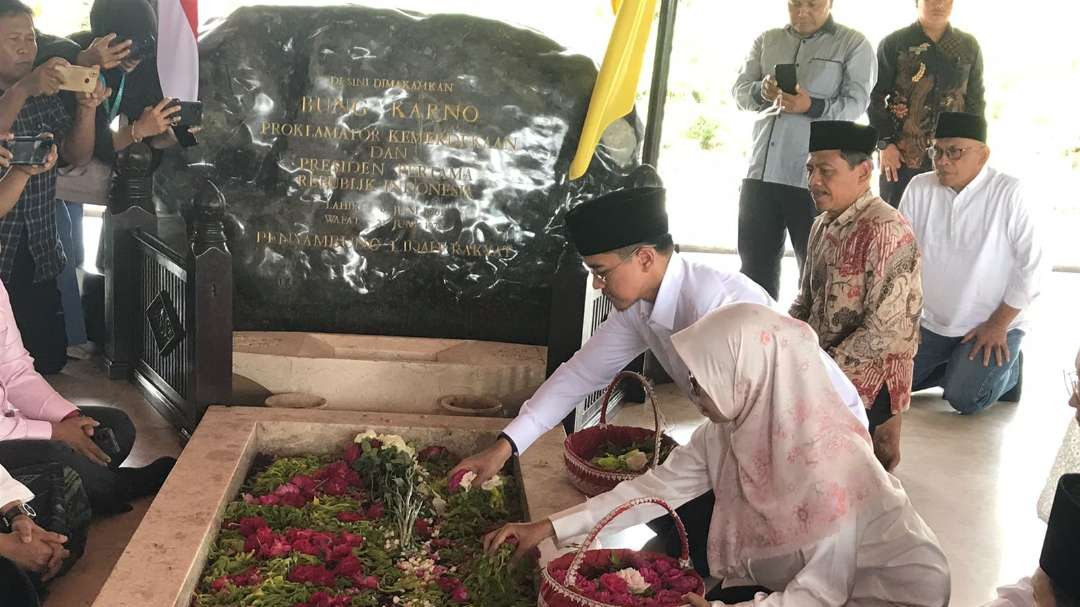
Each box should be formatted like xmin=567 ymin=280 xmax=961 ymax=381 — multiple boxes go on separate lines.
xmin=155 ymin=6 xmax=642 ymax=345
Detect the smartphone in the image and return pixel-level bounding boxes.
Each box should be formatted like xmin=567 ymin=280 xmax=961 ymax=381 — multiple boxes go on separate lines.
xmin=3 ymin=136 xmax=55 ymax=166
xmin=166 ymin=99 xmax=203 ymax=128
xmin=57 ymin=64 xmax=100 ymax=94
xmin=775 ymin=63 xmax=798 ymax=95
xmin=126 ymin=34 xmax=157 ymax=60
xmin=91 ymin=426 xmax=121 ymax=457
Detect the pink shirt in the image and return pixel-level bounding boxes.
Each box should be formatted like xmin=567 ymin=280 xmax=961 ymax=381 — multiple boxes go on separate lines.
xmin=0 ymin=280 xmax=77 ymax=440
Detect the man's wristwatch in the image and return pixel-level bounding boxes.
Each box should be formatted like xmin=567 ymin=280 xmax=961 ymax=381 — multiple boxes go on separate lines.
xmin=1 ymin=502 xmax=36 ymax=532
xmin=876 ymin=138 xmax=894 ymax=151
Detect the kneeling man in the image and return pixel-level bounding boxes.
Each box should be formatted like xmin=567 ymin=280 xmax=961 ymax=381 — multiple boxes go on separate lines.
xmin=792 ymin=121 xmax=922 ymax=471
xmin=900 ymin=112 xmax=1046 ymax=414
xmin=452 ymin=185 xmax=869 ymax=574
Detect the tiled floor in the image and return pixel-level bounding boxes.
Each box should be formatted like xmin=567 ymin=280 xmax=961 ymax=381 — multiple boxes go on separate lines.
xmin=36 ymin=257 xmax=1080 ymax=607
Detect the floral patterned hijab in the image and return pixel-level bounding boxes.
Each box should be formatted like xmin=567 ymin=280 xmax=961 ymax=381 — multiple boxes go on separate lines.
xmin=670 ymin=303 xmax=905 ymax=574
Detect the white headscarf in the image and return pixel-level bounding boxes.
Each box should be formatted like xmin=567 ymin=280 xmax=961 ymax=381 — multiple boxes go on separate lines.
xmin=670 ymin=303 xmax=906 ymax=575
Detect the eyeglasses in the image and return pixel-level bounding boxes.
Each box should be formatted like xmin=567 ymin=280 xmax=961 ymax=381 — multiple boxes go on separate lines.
xmin=927 ymin=145 xmax=974 ymax=162
xmin=688 ymin=371 xmax=703 ymax=403
xmin=583 ymin=247 xmax=641 ymax=285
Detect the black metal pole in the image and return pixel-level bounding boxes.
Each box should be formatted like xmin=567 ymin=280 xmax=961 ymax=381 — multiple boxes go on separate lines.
xmin=630 ymin=0 xmax=680 ymax=398
xmin=641 ymin=0 xmax=679 ymax=168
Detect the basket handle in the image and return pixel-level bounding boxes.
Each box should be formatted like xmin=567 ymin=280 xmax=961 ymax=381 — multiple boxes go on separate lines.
xmin=597 ymin=371 xmax=664 ymax=471
xmin=563 ymin=497 xmax=691 ymax=588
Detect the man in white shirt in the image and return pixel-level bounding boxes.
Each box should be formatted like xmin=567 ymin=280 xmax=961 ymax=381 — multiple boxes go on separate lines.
xmin=900 ymin=112 xmax=1045 ymax=414
xmin=451 ymin=185 xmax=869 ymax=572
xmin=982 ymin=473 xmax=1079 ymax=607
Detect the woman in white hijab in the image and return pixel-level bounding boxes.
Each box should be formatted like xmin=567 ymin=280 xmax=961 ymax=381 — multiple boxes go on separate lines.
xmin=486 ymin=303 xmax=949 ymax=606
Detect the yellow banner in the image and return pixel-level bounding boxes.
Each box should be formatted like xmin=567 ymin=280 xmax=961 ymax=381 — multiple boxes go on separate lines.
xmin=570 ymin=0 xmax=657 ymax=180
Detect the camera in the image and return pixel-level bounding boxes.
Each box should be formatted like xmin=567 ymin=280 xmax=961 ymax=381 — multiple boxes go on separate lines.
xmin=3 ymin=135 xmax=55 ymax=166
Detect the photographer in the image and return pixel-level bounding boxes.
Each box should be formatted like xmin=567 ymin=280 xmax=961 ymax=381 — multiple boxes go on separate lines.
xmin=50 ymin=0 xmax=182 ymax=358
xmin=0 ymin=130 xmax=174 ymax=516
xmin=0 ymin=0 xmax=107 ymax=374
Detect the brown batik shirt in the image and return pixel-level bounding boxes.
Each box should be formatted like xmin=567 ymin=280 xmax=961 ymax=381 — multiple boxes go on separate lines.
xmin=869 ymin=22 xmax=985 ymax=171
xmin=790 ymin=191 xmax=923 ymax=413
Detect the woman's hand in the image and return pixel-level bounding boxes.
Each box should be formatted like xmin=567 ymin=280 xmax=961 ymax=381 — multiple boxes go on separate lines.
xmin=483 ymin=519 xmax=555 ymax=560
xmin=134 ymin=98 xmax=183 ymax=140
xmin=683 ymin=593 xmax=713 ymax=607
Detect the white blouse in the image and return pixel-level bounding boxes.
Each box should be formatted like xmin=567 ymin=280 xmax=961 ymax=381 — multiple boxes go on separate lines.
xmin=549 ymin=423 xmax=950 ymax=607
xmin=0 ymin=463 xmax=33 ymax=508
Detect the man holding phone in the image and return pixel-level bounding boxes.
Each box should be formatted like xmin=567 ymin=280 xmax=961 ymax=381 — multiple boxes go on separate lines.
xmin=0 ymin=0 xmax=107 ymax=374
xmin=732 ymin=0 xmax=875 ymax=300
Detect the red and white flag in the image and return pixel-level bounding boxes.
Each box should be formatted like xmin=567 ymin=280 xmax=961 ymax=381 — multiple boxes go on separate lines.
xmin=157 ymin=0 xmax=199 ymax=101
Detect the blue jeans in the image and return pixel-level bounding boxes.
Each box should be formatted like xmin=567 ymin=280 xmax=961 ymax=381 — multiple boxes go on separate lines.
xmin=912 ymin=326 xmax=1024 ymax=414
xmin=55 ymin=200 xmax=87 ymax=346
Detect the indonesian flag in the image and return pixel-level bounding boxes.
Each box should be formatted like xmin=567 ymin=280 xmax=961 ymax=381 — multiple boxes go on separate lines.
xmin=157 ymin=0 xmax=199 ymax=101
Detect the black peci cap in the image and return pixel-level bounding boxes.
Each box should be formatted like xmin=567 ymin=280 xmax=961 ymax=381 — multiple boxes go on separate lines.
xmin=566 ymin=187 xmax=668 ymax=256
xmin=934 ymin=112 xmax=988 ymax=143
xmin=809 ymin=120 xmax=878 ymax=155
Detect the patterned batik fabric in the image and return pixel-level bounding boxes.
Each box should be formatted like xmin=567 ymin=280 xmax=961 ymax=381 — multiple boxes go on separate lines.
xmin=869 ymin=22 xmax=984 ymax=170
xmin=12 ymin=461 xmax=91 ymax=577
xmin=790 ymin=191 xmax=923 ymax=414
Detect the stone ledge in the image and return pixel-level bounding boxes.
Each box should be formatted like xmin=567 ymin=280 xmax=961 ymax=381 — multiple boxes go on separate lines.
xmin=90 ymin=406 xmax=581 ymax=607
xmin=233 ymin=333 xmax=547 ymax=414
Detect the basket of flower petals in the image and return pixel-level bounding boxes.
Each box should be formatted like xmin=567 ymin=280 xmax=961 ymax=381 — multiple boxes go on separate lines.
xmin=564 ymin=371 xmax=678 ymax=496
xmin=540 ymin=497 xmax=704 ymax=607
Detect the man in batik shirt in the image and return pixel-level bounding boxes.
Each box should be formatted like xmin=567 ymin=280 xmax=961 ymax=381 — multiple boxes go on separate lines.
xmin=791 ymin=121 xmax=922 ymax=471
xmin=869 ymin=0 xmax=984 ymax=207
